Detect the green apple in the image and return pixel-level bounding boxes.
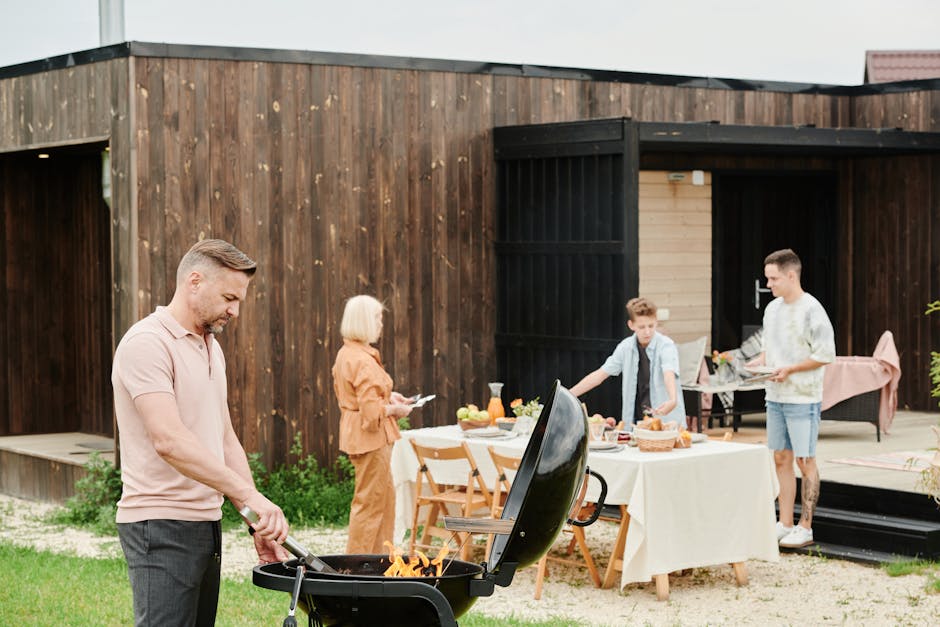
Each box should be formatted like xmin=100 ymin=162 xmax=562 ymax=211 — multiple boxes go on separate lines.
xmin=478 ymin=410 xmax=490 ymax=422
xmin=456 ymin=406 xmax=470 ymax=420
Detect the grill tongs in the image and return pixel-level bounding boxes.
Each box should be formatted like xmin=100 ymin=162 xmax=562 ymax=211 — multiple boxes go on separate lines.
xmin=240 ymin=506 xmax=337 ymax=574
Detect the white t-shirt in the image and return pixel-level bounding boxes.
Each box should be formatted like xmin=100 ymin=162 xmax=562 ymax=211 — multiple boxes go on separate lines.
xmin=761 ymin=293 xmax=835 ymax=404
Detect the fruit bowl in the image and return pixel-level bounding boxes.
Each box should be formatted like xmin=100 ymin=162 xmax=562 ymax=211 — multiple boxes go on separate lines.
xmin=458 ymin=419 xmax=492 ymax=430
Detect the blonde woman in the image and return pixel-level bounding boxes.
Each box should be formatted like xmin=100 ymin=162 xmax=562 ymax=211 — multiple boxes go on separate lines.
xmin=332 ymin=295 xmax=413 ymax=553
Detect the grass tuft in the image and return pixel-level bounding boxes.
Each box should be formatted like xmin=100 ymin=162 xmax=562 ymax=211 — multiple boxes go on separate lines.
xmin=882 ymin=558 xmax=938 ymax=577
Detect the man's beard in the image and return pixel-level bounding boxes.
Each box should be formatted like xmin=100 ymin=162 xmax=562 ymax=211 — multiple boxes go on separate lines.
xmin=202 ymin=316 xmax=230 ymax=336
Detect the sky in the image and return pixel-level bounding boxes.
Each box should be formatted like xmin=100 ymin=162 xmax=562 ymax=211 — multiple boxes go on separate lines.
xmin=1 ymin=0 xmax=938 ymax=85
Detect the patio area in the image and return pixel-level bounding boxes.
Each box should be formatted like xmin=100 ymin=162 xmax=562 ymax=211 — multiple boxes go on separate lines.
xmin=702 ymin=409 xmax=938 ymax=495
xmin=0 ymin=409 xmax=936 ymax=503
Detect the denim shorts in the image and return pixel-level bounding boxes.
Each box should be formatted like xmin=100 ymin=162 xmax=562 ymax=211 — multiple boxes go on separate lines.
xmin=766 ymin=401 xmax=821 ymax=458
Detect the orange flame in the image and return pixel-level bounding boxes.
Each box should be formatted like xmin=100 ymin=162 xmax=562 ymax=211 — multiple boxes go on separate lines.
xmin=381 ymin=542 xmax=450 ymax=577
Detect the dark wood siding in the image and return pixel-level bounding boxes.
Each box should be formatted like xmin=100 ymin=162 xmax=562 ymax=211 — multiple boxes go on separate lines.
xmin=850 ymin=93 xmax=939 ymax=412
xmin=851 ymin=155 xmax=940 ymax=410
xmin=0 ymin=59 xmax=133 ymax=439
xmin=0 ymin=152 xmax=113 ymax=436
xmin=3 ymin=53 xmax=939 ymax=472
xmin=125 ymin=58 xmax=940 ymax=468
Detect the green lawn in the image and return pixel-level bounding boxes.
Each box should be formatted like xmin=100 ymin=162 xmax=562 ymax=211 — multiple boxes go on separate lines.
xmin=0 ymin=543 xmax=578 ymax=626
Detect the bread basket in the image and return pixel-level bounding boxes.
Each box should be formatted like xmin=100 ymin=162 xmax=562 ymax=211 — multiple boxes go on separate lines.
xmin=633 ymin=428 xmax=677 ymax=452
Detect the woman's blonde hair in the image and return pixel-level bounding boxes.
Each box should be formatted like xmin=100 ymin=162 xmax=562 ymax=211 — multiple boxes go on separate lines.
xmin=340 ymin=295 xmax=385 ymax=343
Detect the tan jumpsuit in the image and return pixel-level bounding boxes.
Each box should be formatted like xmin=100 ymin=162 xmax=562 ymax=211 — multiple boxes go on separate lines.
xmin=332 ymin=339 xmax=402 ymax=553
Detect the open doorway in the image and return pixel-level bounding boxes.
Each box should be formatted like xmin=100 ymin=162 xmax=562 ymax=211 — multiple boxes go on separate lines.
xmin=712 ymin=172 xmax=839 ymax=352
xmin=0 ymin=144 xmax=114 ymax=437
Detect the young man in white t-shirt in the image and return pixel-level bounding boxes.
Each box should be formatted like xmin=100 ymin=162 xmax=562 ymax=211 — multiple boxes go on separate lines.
xmin=748 ymin=249 xmax=835 ymax=549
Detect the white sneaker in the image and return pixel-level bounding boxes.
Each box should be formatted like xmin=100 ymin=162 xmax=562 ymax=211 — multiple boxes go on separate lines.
xmin=775 ymin=521 xmax=793 ymax=541
xmin=779 ymin=525 xmax=814 ymax=548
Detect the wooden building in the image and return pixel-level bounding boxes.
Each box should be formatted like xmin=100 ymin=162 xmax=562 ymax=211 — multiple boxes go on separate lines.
xmin=1 ymin=43 xmax=938 ymax=492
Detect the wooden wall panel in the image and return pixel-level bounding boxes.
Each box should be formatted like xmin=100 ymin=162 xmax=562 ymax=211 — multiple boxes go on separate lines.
xmin=853 ymin=90 xmax=940 ymax=132
xmin=0 ymin=449 xmax=89 ymax=503
xmin=638 ymin=170 xmax=712 ymax=345
xmin=0 ymin=63 xmax=114 ymax=151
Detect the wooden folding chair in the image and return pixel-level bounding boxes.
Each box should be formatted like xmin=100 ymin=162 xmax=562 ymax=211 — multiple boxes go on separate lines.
xmin=484 ymin=446 xmax=522 ymax=559
xmin=409 ymin=440 xmax=493 ymax=560
xmin=533 ymin=472 xmax=602 ymax=600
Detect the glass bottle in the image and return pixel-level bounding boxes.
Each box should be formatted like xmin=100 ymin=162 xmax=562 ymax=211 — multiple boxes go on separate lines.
xmin=487 ymin=382 xmax=505 ymax=425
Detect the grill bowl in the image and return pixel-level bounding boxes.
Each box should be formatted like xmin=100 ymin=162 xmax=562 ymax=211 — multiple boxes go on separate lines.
xmin=254 ymin=555 xmax=484 ymax=626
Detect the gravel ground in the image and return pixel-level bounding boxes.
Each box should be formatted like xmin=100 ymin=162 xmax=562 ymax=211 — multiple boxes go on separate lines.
xmin=2 ymin=494 xmax=937 ymax=626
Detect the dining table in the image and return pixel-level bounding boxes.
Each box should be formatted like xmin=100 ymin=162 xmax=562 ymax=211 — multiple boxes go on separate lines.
xmin=390 ymin=424 xmax=780 ymax=595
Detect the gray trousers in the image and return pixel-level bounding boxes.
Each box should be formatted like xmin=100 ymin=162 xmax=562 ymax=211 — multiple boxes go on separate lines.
xmin=118 ymin=519 xmax=222 ymax=627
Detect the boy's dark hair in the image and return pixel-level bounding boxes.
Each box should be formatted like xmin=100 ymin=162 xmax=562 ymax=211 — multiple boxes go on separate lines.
xmin=626 ymin=297 xmax=657 ymax=322
xmin=764 ymin=248 xmax=802 ymax=276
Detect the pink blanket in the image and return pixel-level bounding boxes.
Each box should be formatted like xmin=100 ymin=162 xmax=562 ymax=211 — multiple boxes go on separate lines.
xmin=821 ymin=330 xmax=901 ymax=434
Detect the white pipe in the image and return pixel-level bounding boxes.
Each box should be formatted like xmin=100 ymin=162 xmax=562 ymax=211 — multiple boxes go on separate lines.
xmin=99 ymin=0 xmax=125 ymax=46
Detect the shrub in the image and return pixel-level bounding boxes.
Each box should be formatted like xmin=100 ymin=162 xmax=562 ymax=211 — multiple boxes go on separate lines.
xmin=222 ymin=432 xmax=355 ymax=528
xmin=51 ymin=452 xmax=122 ymax=535
xmin=52 ymin=433 xmax=353 ymax=533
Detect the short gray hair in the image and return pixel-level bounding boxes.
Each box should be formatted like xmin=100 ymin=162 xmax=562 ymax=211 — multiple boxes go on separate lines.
xmin=177 ymin=239 xmax=257 ymax=284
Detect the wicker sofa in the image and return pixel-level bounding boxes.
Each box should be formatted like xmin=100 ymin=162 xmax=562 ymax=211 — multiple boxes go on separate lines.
xmin=820 ymin=388 xmax=882 ymax=441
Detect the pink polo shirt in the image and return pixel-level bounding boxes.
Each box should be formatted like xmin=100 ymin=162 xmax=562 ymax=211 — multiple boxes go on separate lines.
xmin=112 ymin=306 xmax=228 ymax=522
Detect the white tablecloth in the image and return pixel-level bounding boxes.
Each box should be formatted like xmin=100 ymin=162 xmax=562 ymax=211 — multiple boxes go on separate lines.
xmin=391 ymin=425 xmax=779 ymax=589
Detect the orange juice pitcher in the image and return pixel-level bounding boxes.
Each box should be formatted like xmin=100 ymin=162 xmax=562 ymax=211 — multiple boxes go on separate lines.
xmin=487 ymin=382 xmax=505 ymax=425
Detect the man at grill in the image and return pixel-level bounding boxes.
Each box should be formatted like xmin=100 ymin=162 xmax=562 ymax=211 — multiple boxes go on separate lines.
xmin=112 ymin=239 xmax=290 ymax=626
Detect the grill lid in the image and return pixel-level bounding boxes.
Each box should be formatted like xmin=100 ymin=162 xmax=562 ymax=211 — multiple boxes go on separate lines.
xmin=483 ymin=380 xmax=589 ymax=575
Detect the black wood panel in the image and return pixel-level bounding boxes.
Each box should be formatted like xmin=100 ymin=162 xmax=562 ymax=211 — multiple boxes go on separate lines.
xmin=851 ymin=156 xmax=940 ymax=410
xmin=495 ymin=120 xmax=639 ymax=418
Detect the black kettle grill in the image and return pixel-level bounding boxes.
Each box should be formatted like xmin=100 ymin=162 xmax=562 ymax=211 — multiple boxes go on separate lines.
xmin=252 ymin=380 xmax=607 ymax=626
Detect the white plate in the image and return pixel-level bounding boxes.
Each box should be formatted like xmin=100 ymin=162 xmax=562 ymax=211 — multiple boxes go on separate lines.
xmin=462 ymin=426 xmax=500 ymax=435
xmin=742 ymin=372 xmax=774 ymax=384
xmin=463 ymin=429 xmax=516 ymax=440
xmin=744 ymin=365 xmax=775 ymax=374
xmin=690 ymin=432 xmax=708 ymax=443
xmin=588 ymin=440 xmax=620 ymax=451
